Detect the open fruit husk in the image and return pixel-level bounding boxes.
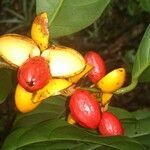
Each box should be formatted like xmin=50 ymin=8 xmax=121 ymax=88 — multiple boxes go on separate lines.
xmin=15 ymin=84 xmax=41 ymax=113
xmin=31 ymin=12 xmax=49 ymax=51
xmin=0 ymin=34 xmax=40 ymax=67
xmin=68 ymin=63 xmax=93 ymax=83
xmin=15 ymin=78 xmax=72 ymax=112
xmin=42 ymin=45 xmax=85 ymax=77
xmin=32 ymin=78 xmax=72 ymax=103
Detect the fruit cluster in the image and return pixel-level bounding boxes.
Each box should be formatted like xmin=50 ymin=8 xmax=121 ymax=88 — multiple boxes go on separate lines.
xmin=69 ymin=89 xmax=124 ymax=136
xmin=0 ymin=13 xmax=125 ymax=136
xmin=68 ymin=51 xmax=125 ymax=136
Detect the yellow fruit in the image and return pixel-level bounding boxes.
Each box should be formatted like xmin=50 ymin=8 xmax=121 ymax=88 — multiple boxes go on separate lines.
xmin=31 ymin=12 xmax=49 ymax=51
xmin=32 ymin=78 xmax=72 ymax=103
xmin=97 ymin=68 xmax=126 ymax=93
xmin=67 ymin=113 xmax=76 ymax=125
xmin=101 ymin=93 xmax=113 ymax=105
xmin=0 ymin=34 xmax=40 ymax=67
xmin=42 ymin=45 xmax=85 ymax=77
xmin=15 ymin=78 xmax=71 ymax=112
xmin=15 ymin=84 xmax=40 ymax=113
xmin=68 ymin=63 xmax=93 ymax=83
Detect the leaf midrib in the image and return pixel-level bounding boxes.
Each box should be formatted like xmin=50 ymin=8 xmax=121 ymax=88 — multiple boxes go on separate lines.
xmin=15 ymin=137 xmax=143 ymax=150
xmin=49 ymin=0 xmax=64 ymax=25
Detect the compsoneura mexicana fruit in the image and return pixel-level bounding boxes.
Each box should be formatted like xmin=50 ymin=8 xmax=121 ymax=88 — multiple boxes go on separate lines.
xmin=18 ymin=56 xmax=51 ymax=92
xmin=84 ymin=51 xmax=106 ymax=83
xmin=69 ymin=89 xmax=101 ymax=129
xmin=98 ymin=111 xmax=124 ymax=136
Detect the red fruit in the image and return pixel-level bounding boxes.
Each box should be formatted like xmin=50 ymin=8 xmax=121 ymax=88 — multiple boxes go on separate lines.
xmin=18 ymin=56 xmax=51 ymax=92
xmin=98 ymin=111 xmax=124 ymax=136
xmin=69 ymin=89 xmax=101 ymax=129
xmin=84 ymin=51 xmax=106 ymax=83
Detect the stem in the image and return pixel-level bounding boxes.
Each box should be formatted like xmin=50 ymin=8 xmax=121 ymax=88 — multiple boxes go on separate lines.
xmin=0 ymin=61 xmax=16 ymax=70
xmin=114 ymin=79 xmax=138 ymax=95
xmin=79 ymin=87 xmax=100 ymax=93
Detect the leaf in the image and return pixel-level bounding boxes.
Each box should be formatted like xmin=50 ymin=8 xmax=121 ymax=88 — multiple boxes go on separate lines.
xmin=4 ymin=99 xmax=149 ymax=150
xmin=109 ymin=107 xmax=150 ymax=142
xmin=17 ymin=141 xmax=86 ymax=150
xmin=133 ymin=109 xmax=150 ymax=120
xmin=13 ymin=96 xmax=67 ymax=129
xmin=123 ymin=117 xmax=150 ymax=138
xmin=127 ymin=0 xmax=140 ymax=16
xmin=2 ymin=105 xmax=148 ymax=150
xmin=123 ymin=115 xmax=150 ymax=149
xmin=108 ymin=106 xmax=134 ymax=120
xmin=132 ymin=25 xmax=150 ymax=81
xmin=121 ymin=109 xmax=150 ymax=138
xmin=139 ymin=0 xmax=150 ymax=12
xmin=111 ymin=107 xmax=150 ymax=149
xmin=36 ymin=0 xmax=110 ymax=38
xmin=0 ymin=69 xmax=12 ymax=104
xmin=135 ymin=134 xmax=150 ymax=149
xmin=139 ymin=66 xmax=150 ymax=82
xmin=2 ymin=119 xmax=146 ymax=150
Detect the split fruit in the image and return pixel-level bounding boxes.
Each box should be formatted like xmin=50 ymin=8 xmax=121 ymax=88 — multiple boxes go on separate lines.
xmin=0 ymin=34 xmax=40 ymax=67
xmin=15 ymin=79 xmax=71 ymax=112
xmin=42 ymin=45 xmax=85 ymax=77
xmin=18 ymin=56 xmax=51 ymax=92
xmin=15 ymin=84 xmax=41 ymax=113
xmin=32 ymin=78 xmax=72 ymax=103
xmin=31 ymin=12 xmax=49 ymax=51
xmin=68 ymin=63 xmax=93 ymax=83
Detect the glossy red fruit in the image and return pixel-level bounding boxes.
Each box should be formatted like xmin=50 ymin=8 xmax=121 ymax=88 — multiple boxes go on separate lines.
xmin=98 ymin=111 xmax=124 ymax=136
xmin=84 ymin=51 xmax=106 ymax=83
xmin=18 ymin=56 xmax=51 ymax=92
xmin=69 ymin=89 xmax=101 ymax=129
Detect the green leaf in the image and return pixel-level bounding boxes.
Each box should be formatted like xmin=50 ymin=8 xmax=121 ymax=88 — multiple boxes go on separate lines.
xmin=13 ymin=96 xmax=67 ymax=129
xmin=132 ymin=25 xmax=150 ymax=81
xmin=115 ymin=25 xmax=150 ymax=94
xmin=135 ymin=134 xmax=150 ymax=149
xmin=2 ymin=119 xmax=146 ymax=150
xmin=123 ymin=117 xmax=150 ymax=138
xmin=2 ymin=104 xmax=149 ymax=149
xmin=108 ymin=106 xmax=134 ymax=120
xmin=0 ymin=69 xmax=12 ymax=104
xmin=127 ymin=0 xmax=140 ymax=16
xmin=139 ymin=66 xmax=150 ymax=82
xmin=139 ymin=0 xmax=150 ymax=12
xmin=17 ymin=141 xmax=87 ymax=150
xmin=36 ymin=0 xmax=110 ymax=38
xmin=123 ymin=110 xmax=150 ymax=149
xmin=122 ymin=109 xmax=150 ymax=140
xmin=110 ymin=107 xmax=150 ymax=149
xmin=133 ymin=109 xmax=150 ymax=120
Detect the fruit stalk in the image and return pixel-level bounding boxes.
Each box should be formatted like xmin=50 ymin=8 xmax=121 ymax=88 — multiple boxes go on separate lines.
xmin=114 ymin=79 xmax=138 ymax=95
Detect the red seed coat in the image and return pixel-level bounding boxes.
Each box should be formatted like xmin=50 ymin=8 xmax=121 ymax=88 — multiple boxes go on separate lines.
xmin=69 ymin=89 xmax=101 ymax=129
xmin=84 ymin=51 xmax=106 ymax=83
xmin=18 ymin=56 xmax=51 ymax=92
xmin=98 ymin=111 xmax=124 ymax=136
